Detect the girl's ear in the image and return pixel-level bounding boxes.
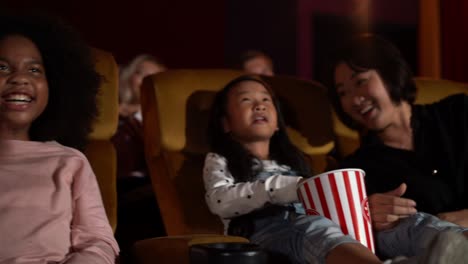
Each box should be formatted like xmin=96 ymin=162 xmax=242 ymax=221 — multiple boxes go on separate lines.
xmin=222 ymin=117 xmax=231 ymax=133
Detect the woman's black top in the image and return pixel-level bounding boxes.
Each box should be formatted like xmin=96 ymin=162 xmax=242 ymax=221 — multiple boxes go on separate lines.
xmin=341 ymin=94 xmax=468 ymax=215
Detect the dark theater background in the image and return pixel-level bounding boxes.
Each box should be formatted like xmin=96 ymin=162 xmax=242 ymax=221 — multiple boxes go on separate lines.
xmin=1 ymin=0 xmax=226 ymax=70
xmin=3 ymin=0 xmax=467 ymax=81
xmin=0 ymin=0 xmax=415 ymax=78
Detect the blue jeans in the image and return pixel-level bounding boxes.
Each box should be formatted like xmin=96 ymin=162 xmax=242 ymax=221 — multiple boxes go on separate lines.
xmin=249 ymin=211 xmax=357 ymax=264
xmin=248 ymin=211 xmax=467 ymax=264
xmin=376 ymin=212 xmax=468 ymax=259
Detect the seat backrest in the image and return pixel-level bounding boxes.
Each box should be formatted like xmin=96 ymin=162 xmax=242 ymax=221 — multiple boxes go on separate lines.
xmin=140 ymin=70 xmax=335 ymax=236
xmin=84 ymin=48 xmax=119 ymax=232
xmin=332 ymin=77 xmax=468 ymax=159
xmin=261 ymin=75 xmax=335 ymax=173
xmin=331 ymin=110 xmax=361 ymax=159
xmin=413 ymin=77 xmax=468 ymax=104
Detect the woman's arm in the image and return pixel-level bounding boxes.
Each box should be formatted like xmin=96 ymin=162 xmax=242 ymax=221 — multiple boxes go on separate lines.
xmin=63 ymin=155 xmax=119 ymax=264
xmin=203 ymin=153 xmax=302 ymax=218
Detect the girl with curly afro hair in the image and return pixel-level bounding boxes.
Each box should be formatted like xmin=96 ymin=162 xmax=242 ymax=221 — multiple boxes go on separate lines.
xmin=0 ymin=12 xmax=119 ymax=263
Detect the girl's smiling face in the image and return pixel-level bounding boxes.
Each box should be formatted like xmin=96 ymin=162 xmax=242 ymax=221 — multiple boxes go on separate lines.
xmin=222 ymin=80 xmax=278 ymax=145
xmin=0 ymin=35 xmax=49 ymax=140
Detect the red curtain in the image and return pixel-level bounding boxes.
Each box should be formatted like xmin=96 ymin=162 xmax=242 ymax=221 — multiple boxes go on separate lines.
xmin=440 ymin=0 xmax=468 ymax=82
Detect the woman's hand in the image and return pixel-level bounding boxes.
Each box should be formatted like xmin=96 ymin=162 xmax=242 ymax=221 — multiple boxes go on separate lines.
xmin=438 ymin=209 xmax=468 ymax=227
xmin=369 ymin=183 xmax=417 ymax=231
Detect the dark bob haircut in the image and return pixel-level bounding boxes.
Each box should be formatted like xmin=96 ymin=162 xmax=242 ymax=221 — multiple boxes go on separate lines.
xmin=207 ymin=74 xmax=310 ymax=182
xmin=0 ymin=12 xmax=100 ymax=151
xmin=326 ymin=34 xmax=417 ymax=130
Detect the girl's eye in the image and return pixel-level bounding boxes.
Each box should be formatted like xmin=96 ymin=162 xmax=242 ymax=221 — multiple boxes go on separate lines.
xmin=241 ymin=97 xmax=251 ymax=102
xmin=30 ymin=67 xmax=42 ymax=73
xmin=262 ymin=97 xmax=271 ymax=102
xmin=0 ymin=64 xmax=9 ymax=71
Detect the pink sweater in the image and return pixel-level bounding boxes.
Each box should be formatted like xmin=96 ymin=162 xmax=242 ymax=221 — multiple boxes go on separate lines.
xmin=0 ymin=140 xmax=119 ymax=264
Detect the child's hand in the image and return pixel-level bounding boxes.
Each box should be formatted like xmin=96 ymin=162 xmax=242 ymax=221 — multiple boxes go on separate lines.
xmin=296 ymin=177 xmax=306 ymax=186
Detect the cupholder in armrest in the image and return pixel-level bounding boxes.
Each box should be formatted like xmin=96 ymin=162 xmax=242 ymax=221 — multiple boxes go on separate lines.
xmin=189 ymin=242 xmax=268 ymax=264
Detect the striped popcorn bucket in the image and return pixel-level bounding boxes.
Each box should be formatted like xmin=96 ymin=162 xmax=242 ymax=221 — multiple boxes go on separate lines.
xmin=297 ymin=168 xmax=375 ymax=252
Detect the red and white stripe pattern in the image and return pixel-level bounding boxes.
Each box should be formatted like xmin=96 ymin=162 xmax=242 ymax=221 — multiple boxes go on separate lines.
xmin=297 ymin=169 xmax=375 ymax=252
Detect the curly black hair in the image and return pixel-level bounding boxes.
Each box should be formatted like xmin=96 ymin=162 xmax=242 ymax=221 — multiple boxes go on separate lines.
xmin=207 ymin=75 xmax=311 ymax=183
xmin=0 ymin=12 xmax=100 ymax=151
xmin=325 ymin=34 xmax=417 ymax=130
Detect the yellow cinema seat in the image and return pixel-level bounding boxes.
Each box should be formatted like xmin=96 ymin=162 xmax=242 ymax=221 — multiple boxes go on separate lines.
xmin=130 ymin=70 xmax=333 ymax=263
xmin=413 ymin=77 xmax=468 ymax=104
xmin=134 ymin=70 xmax=336 ymax=263
xmin=84 ymin=48 xmax=119 ymax=232
xmin=140 ymin=70 xmax=336 ymax=237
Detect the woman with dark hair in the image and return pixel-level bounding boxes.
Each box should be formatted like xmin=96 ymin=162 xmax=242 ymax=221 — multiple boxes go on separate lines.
xmin=204 ymin=75 xmax=467 ymax=263
xmin=328 ymin=34 xmax=417 ymax=132
xmin=0 ymin=13 xmax=118 ymax=263
xmin=328 ymin=34 xmax=468 ymax=258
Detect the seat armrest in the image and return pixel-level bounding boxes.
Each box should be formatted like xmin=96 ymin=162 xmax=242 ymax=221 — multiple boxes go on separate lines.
xmin=132 ymin=234 xmax=248 ymax=264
